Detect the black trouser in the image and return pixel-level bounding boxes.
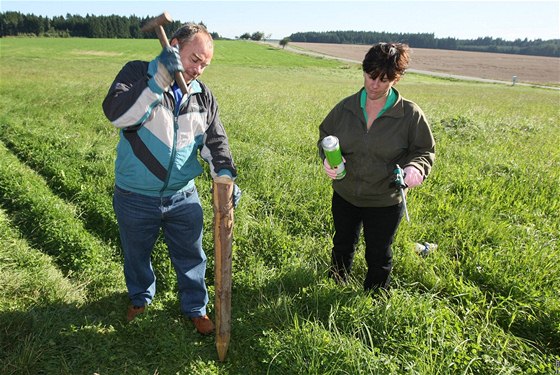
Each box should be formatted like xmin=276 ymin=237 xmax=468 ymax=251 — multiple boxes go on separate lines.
xmin=330 ymin=191 xmax=403 ymax=291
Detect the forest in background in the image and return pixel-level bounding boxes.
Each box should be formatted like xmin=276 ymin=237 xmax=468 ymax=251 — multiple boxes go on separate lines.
xmin=1 ymin=11 xmax=559 ymax=57
xmin=288 ymin=31 xmax=560 ymax=58
xmin=0 ymin=12 xmax=216 ymax=41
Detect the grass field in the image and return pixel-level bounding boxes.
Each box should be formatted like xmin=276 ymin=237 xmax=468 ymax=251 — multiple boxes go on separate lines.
xmin=0 ymin=37 xmax=559 ymax=374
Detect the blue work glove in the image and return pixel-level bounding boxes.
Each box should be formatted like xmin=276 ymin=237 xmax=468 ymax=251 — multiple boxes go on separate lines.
xmin=147 ymin=46 xmax=184 ymax=94
xmin=232 ymin=184 xmax=242 ymax=209
xmin=215 ymin=170 xmax=242 ymax=209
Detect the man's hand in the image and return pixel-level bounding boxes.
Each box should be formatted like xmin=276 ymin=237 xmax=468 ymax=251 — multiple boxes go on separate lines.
xmin=147 ymin=46 xmax=184 ymax=93
xmin=232 ymin=184 xmax=242 ymax=209
xmin=159 ymin=46 xmax=184 ymax=74
xmin=215 ymin=172 xmax=241 ymax=209
xmin=403 ymin=166 xmax=423 ymax=188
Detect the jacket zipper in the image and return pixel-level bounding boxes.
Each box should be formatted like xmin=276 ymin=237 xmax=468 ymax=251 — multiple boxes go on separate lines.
xmin=160 ymin=94 xmax=189 ymax=196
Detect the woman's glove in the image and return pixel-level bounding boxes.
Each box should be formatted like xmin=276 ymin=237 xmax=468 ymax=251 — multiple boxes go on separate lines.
xmin=147 ymin=46 xmax=184 ymax=94
xmin=323 ymin=158 xmax=338 ymax=180
xmin=404 ymin=166 xmax=423 ymax=188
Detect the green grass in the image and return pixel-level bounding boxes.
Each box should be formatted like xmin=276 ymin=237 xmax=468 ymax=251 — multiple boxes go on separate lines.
xmin=0 ymin=37 xmax=558 ymax=374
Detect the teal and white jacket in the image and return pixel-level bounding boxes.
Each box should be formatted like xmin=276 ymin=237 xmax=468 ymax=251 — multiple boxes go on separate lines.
xmin=102 ymin=60 xmax=236 ymax=197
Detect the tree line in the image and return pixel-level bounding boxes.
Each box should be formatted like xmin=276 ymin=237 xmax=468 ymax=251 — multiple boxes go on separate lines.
xmin=0 ymin=12 xmax=224 ymax=40
xmin=2 ymin=12 xmax=558 ymax=57
xmin=288 ymin=31 xmax=560 ymax=58
xmin=0 ymin=11 xmax=270 ymax=41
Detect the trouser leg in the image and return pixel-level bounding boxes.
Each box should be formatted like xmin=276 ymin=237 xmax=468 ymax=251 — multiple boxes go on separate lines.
xmin=162 ymin=186 xmax=209 ymax=318
xmin=362 ymin=203 xmax=403 ymax=291
xmin=330 ymin=191 xmax=362 ymax=282
xmin=113 ymin=186 xmax=161 ymax=307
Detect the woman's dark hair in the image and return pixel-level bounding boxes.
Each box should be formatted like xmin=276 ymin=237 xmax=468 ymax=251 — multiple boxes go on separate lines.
xmin=362 ymin=42 xmax=410 ymax=82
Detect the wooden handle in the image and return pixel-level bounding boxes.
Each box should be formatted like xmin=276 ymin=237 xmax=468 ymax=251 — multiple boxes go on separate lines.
xmin=143 ymin=12 xmax=189 ymax=94
xmin=154 ymin=26 xmax=189 ymax=94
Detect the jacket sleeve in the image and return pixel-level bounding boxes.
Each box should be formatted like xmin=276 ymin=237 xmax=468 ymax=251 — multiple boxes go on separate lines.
xmin=102 ymin=60 xmax=163 ymax=128
xmin=199 ymin=86 xmax=237 ymax=179
xmin=405 ymin=105 xmax=435 ymax=178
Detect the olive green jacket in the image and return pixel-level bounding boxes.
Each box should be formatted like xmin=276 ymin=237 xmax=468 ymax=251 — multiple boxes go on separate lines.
xmin=318 ymin=87 xmax=435 ymax=207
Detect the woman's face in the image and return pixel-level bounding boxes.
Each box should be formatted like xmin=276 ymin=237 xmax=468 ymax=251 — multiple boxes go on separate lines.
xmin=363 ymin=72 xmax=396 ymax=101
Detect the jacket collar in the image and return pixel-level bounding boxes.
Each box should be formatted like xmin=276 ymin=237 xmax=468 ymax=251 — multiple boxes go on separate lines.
xmin=344 ymin=87 xmax=404 ymax=120
xmin=172 ymin=80 xmax=203 ymax=107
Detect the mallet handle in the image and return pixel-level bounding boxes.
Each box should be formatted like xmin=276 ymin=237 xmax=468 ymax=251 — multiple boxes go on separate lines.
xmin=144 ymin=12 xmax=189 ymax=94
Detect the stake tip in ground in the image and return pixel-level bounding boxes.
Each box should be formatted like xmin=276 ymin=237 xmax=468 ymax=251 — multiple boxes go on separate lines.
xmin=216 ymin=341 xmax=229 ymax=362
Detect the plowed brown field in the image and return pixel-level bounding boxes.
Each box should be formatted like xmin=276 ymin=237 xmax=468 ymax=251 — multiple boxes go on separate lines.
xmin=290 ymin=42 xmax=560 ymax=85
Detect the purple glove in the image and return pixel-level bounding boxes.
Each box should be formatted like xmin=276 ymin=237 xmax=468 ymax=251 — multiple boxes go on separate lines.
xmin=323 ymin=158 xmax=337 ymax=179
xmin=404 ymin=166 xmax=423 ymax=188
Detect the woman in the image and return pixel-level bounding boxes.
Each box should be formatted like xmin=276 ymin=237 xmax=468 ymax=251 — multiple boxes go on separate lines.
xmin=318 ymin=42 xmax=435 ymax=291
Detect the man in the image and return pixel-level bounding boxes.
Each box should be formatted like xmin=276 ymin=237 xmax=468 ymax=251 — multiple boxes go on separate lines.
xmin=102 ymin=22 xmax=240 ymax=335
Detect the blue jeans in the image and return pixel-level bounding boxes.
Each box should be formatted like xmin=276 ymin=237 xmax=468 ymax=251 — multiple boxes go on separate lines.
xmin=113 ymin=185 xmax=208 ymax=318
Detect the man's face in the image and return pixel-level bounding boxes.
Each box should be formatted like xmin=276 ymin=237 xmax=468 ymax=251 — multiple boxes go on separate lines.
xmin=173 ymin=33 xmax=213 ymax=84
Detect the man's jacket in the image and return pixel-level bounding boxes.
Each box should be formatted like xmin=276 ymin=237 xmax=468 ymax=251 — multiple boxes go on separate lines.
xmin=103 ymin=60 xmax=236 ymax=197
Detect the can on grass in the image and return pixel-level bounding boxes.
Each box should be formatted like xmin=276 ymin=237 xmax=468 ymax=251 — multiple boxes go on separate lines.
xmin=322 ymin=135 xmax=346 ymax=180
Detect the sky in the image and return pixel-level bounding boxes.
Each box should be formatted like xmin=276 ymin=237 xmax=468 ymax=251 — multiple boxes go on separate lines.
xmin=2 ymin=1 xmax=559 ymax=41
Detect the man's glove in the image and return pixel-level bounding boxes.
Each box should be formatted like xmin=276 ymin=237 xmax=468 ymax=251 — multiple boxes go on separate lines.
xmin=403 ymin=166 xmax=423 ymax=188
xmin=147 ymin=46 xmax=184 ymax=94
xmin=232 ymin=184 xmax=242 ymax=209
xmin=323 ymin=158 xmax=338 ymax=180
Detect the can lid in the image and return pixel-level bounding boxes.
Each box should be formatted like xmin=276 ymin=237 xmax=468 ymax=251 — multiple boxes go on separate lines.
xmin=322 ymin=135 xmax=339 ymax=150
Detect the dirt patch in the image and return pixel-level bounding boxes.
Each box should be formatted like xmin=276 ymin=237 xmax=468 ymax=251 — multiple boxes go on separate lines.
xmin=290 ymin=42 xmax=560 ymax=84
xmin=72 ymin=50 xmax=122 ymax=57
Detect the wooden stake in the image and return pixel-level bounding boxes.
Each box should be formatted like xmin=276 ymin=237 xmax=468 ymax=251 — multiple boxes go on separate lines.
xmin=212 ymin=176 xmax=234 ymax=362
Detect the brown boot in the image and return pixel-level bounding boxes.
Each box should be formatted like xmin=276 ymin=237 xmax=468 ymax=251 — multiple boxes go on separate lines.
xmin=127 ymin=305 xmax=145 ymax=322
xmin=191 ymin=315 xmax=215 ymax=335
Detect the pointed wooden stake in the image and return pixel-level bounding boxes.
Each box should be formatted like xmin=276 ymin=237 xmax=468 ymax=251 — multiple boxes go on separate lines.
xmin=212 ymin=176 xmax=234 ymax=362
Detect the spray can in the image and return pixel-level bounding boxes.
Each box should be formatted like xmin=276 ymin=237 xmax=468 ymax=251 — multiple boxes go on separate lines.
xmin=414 ymin=242 xmax=438 ymax=258
xmin=321 ymin=135 xmax=346 ymax=180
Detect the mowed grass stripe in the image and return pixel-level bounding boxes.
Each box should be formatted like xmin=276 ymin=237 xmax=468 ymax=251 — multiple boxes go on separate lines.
xmin=0 ymin=141 xmax=124 ymax=297
xmin=0 ymin=122 xmax=119 ymax=246
xmin=0 ymin=208 xmax=85 ymax=310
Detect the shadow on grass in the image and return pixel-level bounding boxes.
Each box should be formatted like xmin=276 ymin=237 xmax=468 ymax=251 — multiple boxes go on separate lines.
xmin=0 ymin=293 xmax=218 ymax=375
xmin=0 ymin=263 xmax=354 ymax=375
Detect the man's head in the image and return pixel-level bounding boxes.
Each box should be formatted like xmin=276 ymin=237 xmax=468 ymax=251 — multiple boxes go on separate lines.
xmin=171 ymin=23 xmax=214 ymax=83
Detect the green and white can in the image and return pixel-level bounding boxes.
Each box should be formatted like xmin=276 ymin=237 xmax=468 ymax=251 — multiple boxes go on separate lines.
xmin=322 ymin=135 xmax=346 ymax=179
